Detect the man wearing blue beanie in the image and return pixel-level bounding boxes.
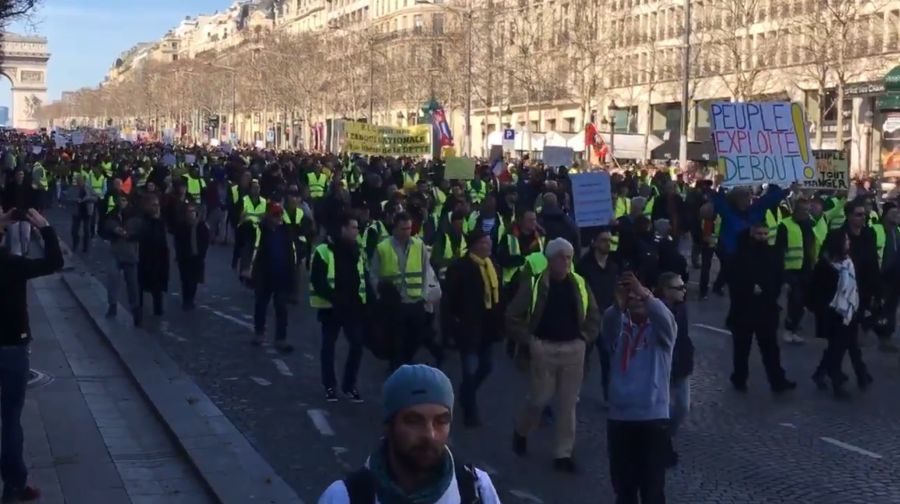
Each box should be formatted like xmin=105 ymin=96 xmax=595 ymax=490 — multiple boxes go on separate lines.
xmin=317 ymin=365 xmax=502 ymax=503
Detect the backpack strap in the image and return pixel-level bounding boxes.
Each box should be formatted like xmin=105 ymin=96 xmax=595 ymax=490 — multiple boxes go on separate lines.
xmin=343 ymin=468 xmax=376 ymax=504
xmin=454 ymin=462 xmax=482 ymax=504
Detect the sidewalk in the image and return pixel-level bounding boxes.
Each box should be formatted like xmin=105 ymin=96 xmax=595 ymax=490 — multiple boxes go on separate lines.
xmin=24 ymin=275 xmax=215 ymax=504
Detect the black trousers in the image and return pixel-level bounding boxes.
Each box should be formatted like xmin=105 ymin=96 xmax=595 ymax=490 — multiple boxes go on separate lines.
xmin=783 ymin=271 xmax=810 ymax=332
xmin=712 ymin=248 xmax=729 ymax=292
xmin=179 ymin=269 xmax=199 ymax=306
xmin=607 ymin=420 xmax=668 ymax=504
xmin=139 ymin=289 xmax=164 ymax=315
xmin=815 ymin=316 xmax=868 ymax=385
xmin=254 ymin=285 xmax=288 ymax=341
xmin=387 ymin=302 xmax=428 ymax=371
xmin=731 ymin=311 xmax=786 ymax=385
xmin=319 ymin=308 xmax=364 ymax=391
xmin=698 ymin=244 xmax=715 ymax=296
xmin=71 ymin=214 xmax=91 ymax=252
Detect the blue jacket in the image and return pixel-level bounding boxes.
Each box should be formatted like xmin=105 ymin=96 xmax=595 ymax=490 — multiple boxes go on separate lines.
xmin=601 ymin=297 xmax=677 ymax=421
xmin=713 ymin=186 xmax=788 ymax=255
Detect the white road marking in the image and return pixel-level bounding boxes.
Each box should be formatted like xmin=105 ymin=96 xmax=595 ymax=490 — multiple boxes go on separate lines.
xmin=265 ymin=347 xmax=277 ymax=355
xmin=239 ymin=313 xmax=253 ymax=321
xmin=819 ymin=437 xmax=883 ymax=459
xmin=249 ymin=376 xmax=271 ymax=387
xmin=778 ymin=422 xmax=797 ymax=429
xmin=200 ymin=305 xmax=255 ymax=330
xmin=272 ymin=358 xmax=294 ymax=377
xmin=303 ymin=353 xmax=315 ymax=361
xmin=332 ymin=446 xmax=353 ymax=471
xmin=692 ymin=323 xmax=731 ymax=335
xmin=307 ymin=409 xmax=335 ymax=436
xmin=224 ymin=377 xmax=239 ymax=381
xmin=158 ymin=322 xmax=188 ymax=342
xmin=508 ymin=489 xmax=544 ymax=503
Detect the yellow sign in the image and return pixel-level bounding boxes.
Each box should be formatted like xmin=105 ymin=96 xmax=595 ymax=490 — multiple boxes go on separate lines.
xmin=445 ymin=156 xmax=476 ymax=180
xmin=343 ymin=121 xmax=430 ymax=156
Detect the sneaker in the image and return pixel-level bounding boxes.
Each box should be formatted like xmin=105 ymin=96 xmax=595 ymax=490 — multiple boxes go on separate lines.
xmin=343 ymin=388 xmax=363 ymax=403
xmin=553 ymin=457 xmax=578 ymax=474
xmin=512 ymin=431 xmax=527 ymax=457
xmin=2 ymin=485 xmax=41 ymax=503
xmin=811 ymin=372 xmax=829 ymax=391
xmin=730 ymin=376 xmax=748 ymax=392
xmin=133 ymin=311 xmax=142 ymax=328
xmin=782 ymin=332 xmax=802 ymax=344
xmin=771 ymin=379 xmax=797 ymax=394
xmin=857 ymin=374 xmax=874 ymax=390
xmin=325 ymin=387 xmax=338 ymax=402
xmin=105 ymin=305 xmax=117 ymax=318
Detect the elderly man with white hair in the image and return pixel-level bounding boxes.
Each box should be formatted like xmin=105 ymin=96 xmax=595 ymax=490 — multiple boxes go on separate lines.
xmin=506 ymin=237 xmax=602 ymax=474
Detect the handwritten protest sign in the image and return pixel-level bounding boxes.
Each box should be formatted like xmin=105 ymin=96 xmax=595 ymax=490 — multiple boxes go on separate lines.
xmin=570 ymin=171 xmax=613 ymax=228
xmin=71 ymin=131 xmax=85 ymax=145
xmin=343 ymin=121 xmax=430 ymax=156
xmin=444 ymin=156 xmax=476 ymax=180
xmin=802 ymin=150 xmax=849 ymax=190
xmin=543 ymin=146 xmax=574 ymax=168
xmin=711 ymin=102 xmax=815 ymax=187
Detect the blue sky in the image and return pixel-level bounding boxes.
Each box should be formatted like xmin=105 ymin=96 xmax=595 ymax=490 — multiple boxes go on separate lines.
xmin=1 ymin=0 xmax=227 ymax=107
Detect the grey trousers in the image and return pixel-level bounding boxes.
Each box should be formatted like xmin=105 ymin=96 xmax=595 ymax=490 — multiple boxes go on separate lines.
xmin=107 ymin=260 xmax=140 ymax=311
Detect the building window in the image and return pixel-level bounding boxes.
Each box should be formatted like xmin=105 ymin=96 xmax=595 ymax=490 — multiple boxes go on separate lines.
xmin=565 ymin=117 xmax=576 ymax=132
xmin=414 ymin=14 xmax=423 ymax=32
xmin=433 ymin=13 xmax=444 ymax=34
xmin=547 ymin=118 xmax=556 ymax=131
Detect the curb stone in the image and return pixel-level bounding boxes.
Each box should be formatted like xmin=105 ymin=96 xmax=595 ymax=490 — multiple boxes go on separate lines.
xmin=55 ymin=238 xmax=304 ymax=504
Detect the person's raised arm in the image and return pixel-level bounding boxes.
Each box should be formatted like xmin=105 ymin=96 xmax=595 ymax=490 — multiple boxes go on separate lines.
xmin=7 ymin=209 xmax=64 ymax=280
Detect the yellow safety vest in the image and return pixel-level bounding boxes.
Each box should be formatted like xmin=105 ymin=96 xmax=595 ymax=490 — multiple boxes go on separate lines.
xmin=466 ymin=212 xmax=505 ymax=240
xmin=282 ymin=207 xmax=308 ymax=243
xmin=765 ymin=208 xmax=783 ymax=245
xmin=402 ymin=171 xmax=419 ymax=189
xmin=614 ymin=197 xmax=631 ymax=219
xmin=437 ymin=233 xmax=467 ymax=280
xmin=309 ymin=243 xmax=367 ymax=309
xmin=610 ymin=233 xmax=619 ymax=252
xmin=872 ymin=223 xmax=886 ymax=264
xmin=88 ymin=172 xmax=106 ymax=195
xmin=186 ymin=175 xmax=205 ymax=202
xmin=307 ymin=172 xmax=328 ymax=199
xmin=530 ymin=272 xmax=589 ymax=320
xmin=502 ymin=233 xmax=545 ymax=284
xmin=242 ymin=196 xmax=267 ymax=223
xmin=363 ymin=221 xmax=389 ymax=248
xmin=375 ymin=238 xmax=425 ymax=300
xmin=826 ymin=197 xmax=846 ymax=230
xmin=780 ymin=218 xmax=804 ymax=271
xmin=467 ymin=180 xmax=487 ymax=204
xmin=31 ymin=164 xmax=47 ymax=190
xmin=643 ymin=196 xmax=655 ymax=216
xmin=812 ymin=217 xmax=827 ymax=259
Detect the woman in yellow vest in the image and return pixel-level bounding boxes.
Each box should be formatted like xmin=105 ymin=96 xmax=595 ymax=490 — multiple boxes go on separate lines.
xmin=774 ymin=199 xmax=816 ymax=344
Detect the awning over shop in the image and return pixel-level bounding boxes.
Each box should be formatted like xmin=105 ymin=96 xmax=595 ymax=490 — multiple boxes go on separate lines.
xmin=650 ymin=139 xmax=718 ymax=162
xmin=568 ymin=130 xmax=662 ymax=160
xmin=879 ymin=65 xmax=900 ymax=111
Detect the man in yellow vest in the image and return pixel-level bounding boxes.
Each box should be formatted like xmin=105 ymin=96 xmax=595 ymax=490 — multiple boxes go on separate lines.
xmin=369 ymin=212 xmax=432 ymax=371
xmin=307 ymin=165 xmax=329 ymax=201
xmin=183 ymin=165 xmax=206 ymax=206
xmin=309 ymin=214 xmax=370 ymax=402
xmin=30 ymin=161 xmax=48 ymax=210
xmin=496 ymin=209 xmax=545 ymax=293
xmin=283 ymin=190 xmax=314 ymax=303
xmin=775 ymin=199 xmax=816 ymax=345
xmin=506 ymin=237 xmax=600 ymax=472
xmin=876 ymin=202 xmax=900 ymax=352
xmin=249 ymin=204 xmax=295 ymax=353
xmin=431 ymin=210 xmax=468 ymax=282
xmin=236 ymin=180 xmax=267 ymax=274
xmin=86 ymin=167 xmax=107 ymax=239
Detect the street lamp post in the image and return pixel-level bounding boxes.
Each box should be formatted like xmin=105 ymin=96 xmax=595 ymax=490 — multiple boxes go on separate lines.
xmin=603 ymin=100 xmax=618 ymax=162
xmin=678 ymin=0 xmax=691 ymax=169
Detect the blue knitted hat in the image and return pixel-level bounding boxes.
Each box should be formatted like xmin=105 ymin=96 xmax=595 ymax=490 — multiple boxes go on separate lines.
xmin=382 ymin=364 xmax=454 ymax=422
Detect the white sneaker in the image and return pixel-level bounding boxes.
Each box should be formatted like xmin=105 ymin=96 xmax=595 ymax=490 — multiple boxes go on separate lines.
xmin=791 ymin=333 xmax=805 ymax=344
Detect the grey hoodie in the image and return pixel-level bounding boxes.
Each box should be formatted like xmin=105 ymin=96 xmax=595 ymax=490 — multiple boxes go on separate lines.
xmin=104 ymin=211 xmax=142 ymax=264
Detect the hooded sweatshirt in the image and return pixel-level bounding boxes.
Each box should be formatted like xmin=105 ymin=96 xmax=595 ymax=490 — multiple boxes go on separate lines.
xmin=601 ymin=296 xmax=677 ymax=421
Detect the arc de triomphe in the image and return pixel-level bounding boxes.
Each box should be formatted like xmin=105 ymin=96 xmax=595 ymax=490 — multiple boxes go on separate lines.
xmin=0 ymin=33 xmax=48 ymax=130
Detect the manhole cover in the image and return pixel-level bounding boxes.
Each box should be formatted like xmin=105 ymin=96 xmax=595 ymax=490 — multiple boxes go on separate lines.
xmin=27 ymin=369 xmax=52 ymax=389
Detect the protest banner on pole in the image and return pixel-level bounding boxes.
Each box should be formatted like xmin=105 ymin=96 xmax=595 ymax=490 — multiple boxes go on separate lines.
xmin=804 ymin=150 xmax=849 ymax=190
xmin=543 ymin=146 xmax=574 ymax=168
xmin=711 ymin=102 xmax=816 ymax=187
xmin=570 ymin=171 xmax=613 ymax=228
xmin=343 ymin=121 xmax=430 ymax=156
xmin=444 ymin=157 xmax=476 ymax=180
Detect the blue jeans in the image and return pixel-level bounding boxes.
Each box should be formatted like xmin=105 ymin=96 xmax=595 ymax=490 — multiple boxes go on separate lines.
xmin=669 ymin=377 xmax=691 ymax=436
xmin=0 ymin=346 xmax=29 ymax=492
xmin=459 ymin=343 xmax=494 ymax=417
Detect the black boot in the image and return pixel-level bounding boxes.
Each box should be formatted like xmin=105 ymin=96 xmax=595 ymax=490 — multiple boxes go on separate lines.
xmin=105 ymin=304 xmax=117 ymax=318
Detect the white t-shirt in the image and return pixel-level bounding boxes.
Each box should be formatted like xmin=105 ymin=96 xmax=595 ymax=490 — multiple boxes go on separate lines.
xmin=317 ymin=467 xmax=502 ymax=504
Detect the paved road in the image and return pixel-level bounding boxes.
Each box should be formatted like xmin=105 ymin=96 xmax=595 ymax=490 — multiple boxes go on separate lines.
xmin=47 ymin=209 xmax=900 ymax=503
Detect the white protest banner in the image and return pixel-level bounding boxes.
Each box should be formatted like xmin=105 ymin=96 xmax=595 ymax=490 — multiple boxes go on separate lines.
xmin=162 ymin=153 xmax=177 ymax=167
xmin=255 ymin=140 xmax=265 ymax=149
xmin=570 ymin=171 xmax=613 ymax=228
xmin=185 ymin=154 xmax=197 ymax=165
xmin=162 ymin=129 xmax=175 ymax=145
xmin=31 ymin=146 xmax=42 ymax=155
xmin=71 ymin=131 xmax=85 ymax=145
xmin=543 ymin=146 xmax=574 ymax=168
xmin=804 ymin=150 xmax=849 ymax=190
xmin=209 ymin=138 xmax=220 ymax=147
xmin=711 ymin=102 xmax=815 ymax=187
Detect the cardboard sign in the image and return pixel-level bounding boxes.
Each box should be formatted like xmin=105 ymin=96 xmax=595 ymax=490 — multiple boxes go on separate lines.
xmin=570 ymin=171 xmax=613 ymax=228
xmin=711 ymin=102 xmax=815 ymax=187
xmin=543 ymin=146 xmax=574 ymax=168
xmin=804 ymin=150 xmax=849 ymax=190
xmin=444 ymin=156 xmax=476 ymax=180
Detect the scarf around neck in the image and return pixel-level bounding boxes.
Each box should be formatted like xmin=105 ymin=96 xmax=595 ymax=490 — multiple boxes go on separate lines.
xmin=469 ymin=253 xmax=499 ymax=309
xmin=368 ymin=441 xmax=454 ymax=504
xmin=829 ymin=258 xmax=858 ymax=326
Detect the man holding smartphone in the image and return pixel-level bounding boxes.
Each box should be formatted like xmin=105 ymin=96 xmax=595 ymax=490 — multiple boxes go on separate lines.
xmin=0 ymin=208 xmax=64 ymax=502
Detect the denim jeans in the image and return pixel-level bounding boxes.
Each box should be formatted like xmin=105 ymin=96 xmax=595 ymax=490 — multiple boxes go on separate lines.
xmin=0 ymin=346 xmax=29 ymax=492
xmin=254 ymin=286 xmax=288 ymax=341
xmin=459 ymin=342 xmax=494 ymax=417
xmin=669 ymin=377 xmax=691 ymax=436
xmin=319 ymin=309 xmax=364 ymax=391
xmin=107 ymin=261 xmax=139 ymax=310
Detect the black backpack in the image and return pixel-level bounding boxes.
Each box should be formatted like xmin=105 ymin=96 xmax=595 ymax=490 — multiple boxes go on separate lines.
xmin=344 ymin=462 xmax=481 ymax=504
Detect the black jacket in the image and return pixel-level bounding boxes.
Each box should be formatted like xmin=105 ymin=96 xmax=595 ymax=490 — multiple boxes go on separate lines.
xmin=539 ymin=207 xmax=580 ymax=252
xmin=575 ymin=252 xmax=618 ymax=315
xmin=670 ymin=302 xmax=694 ymax=380
xmin=0 ymin=227 xmax=64 ymax=346
xmin=727 ymin=230 xmax=783 ymax=325
xmin=310 ymin=238 xmax=371 ymax=322
xmin=443 ymin=256 xmax=504 ymax=353
xmin=845 ymin=225 xmax=879 ymax=306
